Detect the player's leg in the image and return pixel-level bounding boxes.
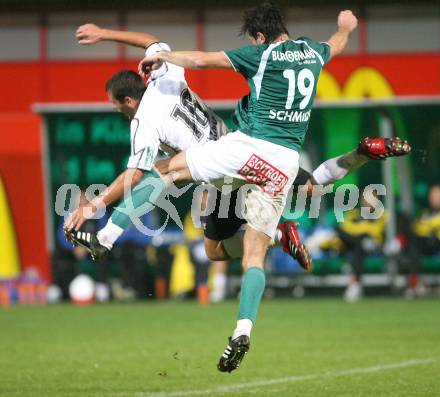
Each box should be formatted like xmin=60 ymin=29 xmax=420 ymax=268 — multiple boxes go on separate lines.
xmin=170 ymin=131 xmax=300 ymax=372
xmin=218 ymin=182 xmax=290 ymax=373
xmin=237 ymin=224 xmax=270 ymax=322
xmin=311 ymin=136 xmax=411 ymax=186
xmin=217 ymin=224 xmax=270 ymax=373
xmin=141 ymin=132 xmax=302 ymax=371
xmin=202 ymin=188 xmax=246 ymax=260
xmin=277 ymin=136 xmax=411 ymax=266
xmin=266 ymin=168 xmax=314 ymax=270
xmin=202 ymin=185 xmax=312 ymax=270
xmin=210 ymin=260 xmax=228 ymax=303
xmin=207 ymin=216 xmax=312 ymax=270
xmin=66 ymin=169 xmax=166 ymax=260
xmin=155 ymin=152 xmax=193 ymax=184
xmin=311 ymin=150 xmax=368 ymax=186
xmin=99 ymin=169 xmax=166 ymax=245
xmin=239 ymin=225 xmax=270 ymax=317
xmin=204 ymin=238 xmax=228 ymax=260
xmin=276 ymin=137 xmax=412 ymax=268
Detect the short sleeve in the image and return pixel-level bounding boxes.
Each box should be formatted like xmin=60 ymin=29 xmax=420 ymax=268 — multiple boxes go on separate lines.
xmin=223 ymin=45 xmax=265 ymax=78
xmin=127 ymin=117 xmax=159 ymax=171
xmin=297 ymin=37 xmax=331 ymax=65
xmin=145 ymin=42 xmax=185 ymax=82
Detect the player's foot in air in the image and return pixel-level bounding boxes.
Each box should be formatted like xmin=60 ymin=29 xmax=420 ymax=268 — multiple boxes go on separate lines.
xmin=217 ymin=335 xmax=250 ymax=373
xmin=64 ymin=229 xmax=109 ymax=262
xmin=357 ymin=137 xmax=411 ymax=160
xmin=278 ymin=221 xmax=313 ymax=271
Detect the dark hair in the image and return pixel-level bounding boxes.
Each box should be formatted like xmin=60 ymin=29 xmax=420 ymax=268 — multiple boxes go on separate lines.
xmin=240 ymin=2 xmax=289 ymax=43
xmin=105 ymin=70 xmax=146 ymax=102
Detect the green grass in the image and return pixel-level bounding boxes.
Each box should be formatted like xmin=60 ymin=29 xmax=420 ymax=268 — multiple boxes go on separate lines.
xmin=1 ymin=298 xmax=440 ymax=397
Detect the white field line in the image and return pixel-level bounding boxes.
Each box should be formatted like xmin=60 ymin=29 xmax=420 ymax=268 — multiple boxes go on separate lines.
xmin=140 ymin=357 xmax=439 ymax=397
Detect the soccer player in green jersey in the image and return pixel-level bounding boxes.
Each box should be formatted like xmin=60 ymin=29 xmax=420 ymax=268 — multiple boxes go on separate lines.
xmin=137 ymin=2 xmax=358 ymax=371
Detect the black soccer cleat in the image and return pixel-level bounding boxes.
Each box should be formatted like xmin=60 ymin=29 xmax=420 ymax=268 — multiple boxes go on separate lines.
xmin=64 ymin=228 xmax=109 ymax=262
xmin=217 ymin=335 xmax=250 ymax=373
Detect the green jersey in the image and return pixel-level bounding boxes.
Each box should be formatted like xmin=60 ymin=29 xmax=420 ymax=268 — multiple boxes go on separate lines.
xmin=224 ymin=37 xmax=331 ymax=151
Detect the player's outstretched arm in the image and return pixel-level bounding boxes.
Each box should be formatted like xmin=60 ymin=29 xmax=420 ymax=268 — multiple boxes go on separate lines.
xmin=64 ymin=168 xmax=145 ymax=231
xmin=138 ymin=51 xmax=232 ymax=77
xmin=76 ymin=24 xmax=159 ymax=48
xmin=327 ymin=10 xmax=358 ymax=60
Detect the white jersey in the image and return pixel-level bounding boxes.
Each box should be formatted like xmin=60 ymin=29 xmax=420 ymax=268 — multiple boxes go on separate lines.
xmin=127 ymin=42 xmax=228 ymax=171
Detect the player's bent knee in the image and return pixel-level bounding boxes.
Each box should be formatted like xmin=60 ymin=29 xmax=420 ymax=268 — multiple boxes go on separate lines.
xmin=204 ymin=238 xmax=229 ymax=261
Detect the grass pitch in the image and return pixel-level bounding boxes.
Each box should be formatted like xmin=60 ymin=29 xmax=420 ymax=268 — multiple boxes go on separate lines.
xmin=1 ymin=298 xmax=440 ymax=397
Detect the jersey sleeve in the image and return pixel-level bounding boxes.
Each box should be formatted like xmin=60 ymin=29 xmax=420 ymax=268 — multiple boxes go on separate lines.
xmin=145 ymin=42 xmax=185 ymax=82
xmin=298 ymin=37 xmax=331 ymax=66
xmin=127 ymin=117 xmax=160 ymax=171
xmin=223 ymin=45 xmax=264 ymax=78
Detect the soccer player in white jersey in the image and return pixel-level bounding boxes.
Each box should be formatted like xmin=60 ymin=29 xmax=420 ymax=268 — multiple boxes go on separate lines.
xmin=64 ymin=31 xmax=230 ymax=255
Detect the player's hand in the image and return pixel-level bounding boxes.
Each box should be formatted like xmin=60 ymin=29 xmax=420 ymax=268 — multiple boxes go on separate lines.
xmin=76 ymin=23 xmax=104 ymax=45
xmin=64 ymin=203 xmax=98 ymax=231
xmin=337 ymin=10 xmax=358 ymax=33
xmin=138 ymin=54 xmax=164 ymax=78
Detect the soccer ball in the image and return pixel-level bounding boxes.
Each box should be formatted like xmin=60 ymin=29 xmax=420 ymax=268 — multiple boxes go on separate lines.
xmin=69 ymin=274 xmax=95 ymax=305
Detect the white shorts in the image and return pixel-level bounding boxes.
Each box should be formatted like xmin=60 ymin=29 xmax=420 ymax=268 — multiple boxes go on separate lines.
xmin=186 ymin=131 xmax=299 ymax=238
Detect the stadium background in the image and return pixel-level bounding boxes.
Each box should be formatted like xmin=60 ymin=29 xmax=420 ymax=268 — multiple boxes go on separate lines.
xmin=0 ymin=0 xmax=439 ymax=290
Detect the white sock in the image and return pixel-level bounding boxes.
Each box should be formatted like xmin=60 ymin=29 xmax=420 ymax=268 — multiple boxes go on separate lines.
xmin=312 ymin=155 xmax=348 ymax=185
xmin=312 ymin=151 xmax=369 ymax=185
xmin=210 ymin=272 xmax=227 ymax=303
xmin=232 ymin=319 xmax=253 ymax=339
xmin=222 ymin=228 xmax=245 ymax=259
xmin=97 ymin=220 xmax=124 ymax=250
xmin=272 ymin=228 xmax=282 ymax=246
